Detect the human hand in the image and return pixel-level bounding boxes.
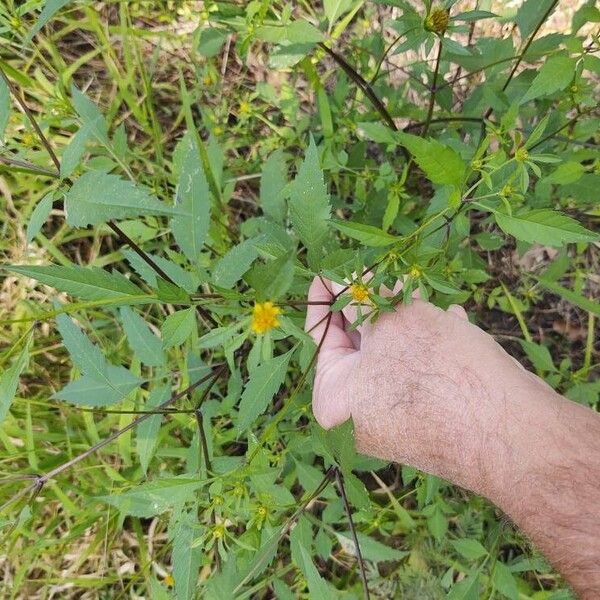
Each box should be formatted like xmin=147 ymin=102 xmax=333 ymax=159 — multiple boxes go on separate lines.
xmin=305 ymin=276 xmax=546 ymax=496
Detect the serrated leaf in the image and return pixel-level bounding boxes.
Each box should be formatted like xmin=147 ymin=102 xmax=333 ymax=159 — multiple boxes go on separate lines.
xmin=237 ymin=350 xmax=293 ymax=432
xmin=26 ymin=0 xmax=71 ymax=43
xmin=395 ymin=132 xmax=466 ymax=186
xmin=520 ymin=340 xmax=556 ymax=372
xmin=520 ymin=55 xmax=576 ymax=104
xmin=137 ymin=384 xmax=170 ymax=474
xmin=0 ymin=332 xmax=32 ymax=424
xmin=7 ymin=264 xmax=146 ymax=303
xmin=96 ymin=477 xmax=204 ymax=517
xmin=52 ymin=367 xmax=141 ymax=406
xmin=494 ymin=209 xmax=598 ymax=247
xmin=65 ymin=171 xmax=176 ymax=227
xmin=288 ymin=136 xmax=330 ymax=268
xmin=260 ymin=149 xmax=287 ymax=223
xmin=161 ymin=308 xmax=196 ymax=349
xmin=26 ymin=193 xmax=53 ymax=243
xmin=172 ymin=135 xmax=210 ymax=263
xmin=451 ymin=539 xmax=488 ymax=561
xmin=332 ymin=219 xmax=400 ymax=246
xmin=361 ymin=125 xmax=466 ymax=186
xmin=54 ymin=313 xmax=142 ymax=406
xmin=120 ymin=306 xmax=165 ymax=367
xmin=213 ymin=238 xmax=259 ymax=289
xmin=492 ymin=562 xmax=519 ymax=600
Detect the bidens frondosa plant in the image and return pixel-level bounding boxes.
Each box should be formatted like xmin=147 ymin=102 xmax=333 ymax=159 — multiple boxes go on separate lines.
xmin=0 ymin=0 xmax=598 ymax=598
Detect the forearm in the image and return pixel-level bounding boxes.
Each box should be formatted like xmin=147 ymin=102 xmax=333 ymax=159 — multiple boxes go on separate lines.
xmin=484 ymin=377 xmax=600 ymax=598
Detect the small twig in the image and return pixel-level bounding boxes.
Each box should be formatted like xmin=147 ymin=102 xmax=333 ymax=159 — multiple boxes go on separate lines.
xmin=335 ymin=468 xmax=370 ymax=600
xmin=0 ymin=155 xmax=59 ymax=178
xmin=421 ymin=37 xmax=443 ymax=138
xmin=483 ymin=0 xmax=558 ymax=121
xmin=318 ymin=42 xmax=398 ymax=131
xmin=0 ymin=65 xmax=60 ymax=172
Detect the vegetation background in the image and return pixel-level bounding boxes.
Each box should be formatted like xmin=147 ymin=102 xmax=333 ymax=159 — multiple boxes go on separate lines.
xmin=0 ymin=0 xmax=598 ymax=598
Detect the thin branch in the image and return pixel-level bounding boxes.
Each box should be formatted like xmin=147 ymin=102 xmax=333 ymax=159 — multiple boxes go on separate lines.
xmin=335 ymin=468 xmax=370 ymax=600
xmin=421 ymin=37 xmax=443 ymax=138
xmin=483 ymin=0 xmax=558 ymax=120
xmin=0 ymin=154 xmax=59 ymax=178
xmin=0 ymin=65 xmax=61 ymax=172
xmin=318 ymin=42 xmax=398 ymax=131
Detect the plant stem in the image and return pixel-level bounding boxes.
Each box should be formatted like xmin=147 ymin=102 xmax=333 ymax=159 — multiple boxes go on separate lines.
xmin=335 ymin=468 xmax=370 ymax=600
xmin=421 ymin=36 xmax=443 ymax=138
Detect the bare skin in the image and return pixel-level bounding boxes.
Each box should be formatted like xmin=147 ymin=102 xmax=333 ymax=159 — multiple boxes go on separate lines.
xmin=306 ymin=276 xmax=600 ymax=599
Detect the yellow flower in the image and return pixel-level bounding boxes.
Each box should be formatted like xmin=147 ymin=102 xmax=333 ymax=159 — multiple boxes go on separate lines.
xmin=515 ymin=147 xmax=529 ymax=162
xmin=212 ymin=524 xmax=226 ymax=539
xmin=239 ymin=101 xmax=251 ymax=116
xmin=164 ymin=574 xmax=174 ymax=587
xmin=408 ymin=265 xmax=422 ymax=279
xmin=350 ymin=283 xmax=369 ymax=303
xmin=251 ymin=301 xmax=281 ymax=334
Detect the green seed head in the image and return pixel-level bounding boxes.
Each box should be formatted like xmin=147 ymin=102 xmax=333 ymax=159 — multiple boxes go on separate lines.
xmin=424 ymin=8 xmax=449 ymax=34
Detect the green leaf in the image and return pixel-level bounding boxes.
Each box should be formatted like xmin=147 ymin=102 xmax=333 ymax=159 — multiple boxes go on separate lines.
xmin=494 ymin=209 xmax=598 ymax=247
xmin=96 ymin=477 xmax=204 ymax=517
xmin=237 ymin=350 xmax=293 ymax=432
xmin=324 ymin=0 xmax=353 ymax=26
xmin=452 ymin=10 xmax=496 ymax=22
xmin=492 ymin=562 xmax=519 ymax=600
xmin=213 ymin=238 xmax=259 ymax=289
xmin=450 ymin=539 xmax=488 ymax=561
xmin=292 ymin=541 xmax=337 ymax=600
xmin=520 ymin=340 xmax=556 ymax=372
xmin=360 ymin=125 xmax=466 ymax=187
xmin=0 ymin=332 xmax=32 ymax=424
xmin=26 ymin=193 xmax=53 ymax=244
xmin=516 ymin=0 xmax=557 ymax=39
xmin=7 ymin=264 xmax=146 ymax=303
xmin=195 ymin=27 xmax=228 ymax=58
xmin=52 ymin=368 xmax=142 ymax=406
xmin=520 ymin=55 xmax=577 ymax=104
xmin=172 ymin=515 xmax=203 ymax=600
xmin=0 ymin=75 xmax=9 ymax=141
xmin=336 ymin=531 xmax=408 ymax=562
xmin=65 ymin=171 xmax=176 ymax=227
xmin=161 ymin=308 xmax=196 ymax=349
xmin=395 ymin=132 xmax=466 ymax=187
xmin=172 ymin=135 xmax=211 ymax=263
xmin=358 ymin=121 xmax=398 ymax=144
xmin=137 ymin=384 xmax=169 ymax=474
xmin=120 ymin=306 xmax=166 ymax=367
xmin=288 ymin=136 xmax=331 ymax=268
xmin=71 ymin=85 xmax=109 ymax=144
xmin=535 ymin=278 xmax=600 ymax=316
xmin=332 ymin=219 xmax=400 ymax=247
xmin=260 ymin=149 xmax=287 ymax=223
xmin=26 ymin=0 xmax=72 ymax=43
xmin=54 ymin=312 xmax=142 ymax=407
xmin=447 ymin=574 xmax=481 ymax=600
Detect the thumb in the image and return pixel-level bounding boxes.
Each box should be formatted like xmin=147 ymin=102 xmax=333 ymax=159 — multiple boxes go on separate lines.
xmin=305 ymin=277 xmax=358 ymax=429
